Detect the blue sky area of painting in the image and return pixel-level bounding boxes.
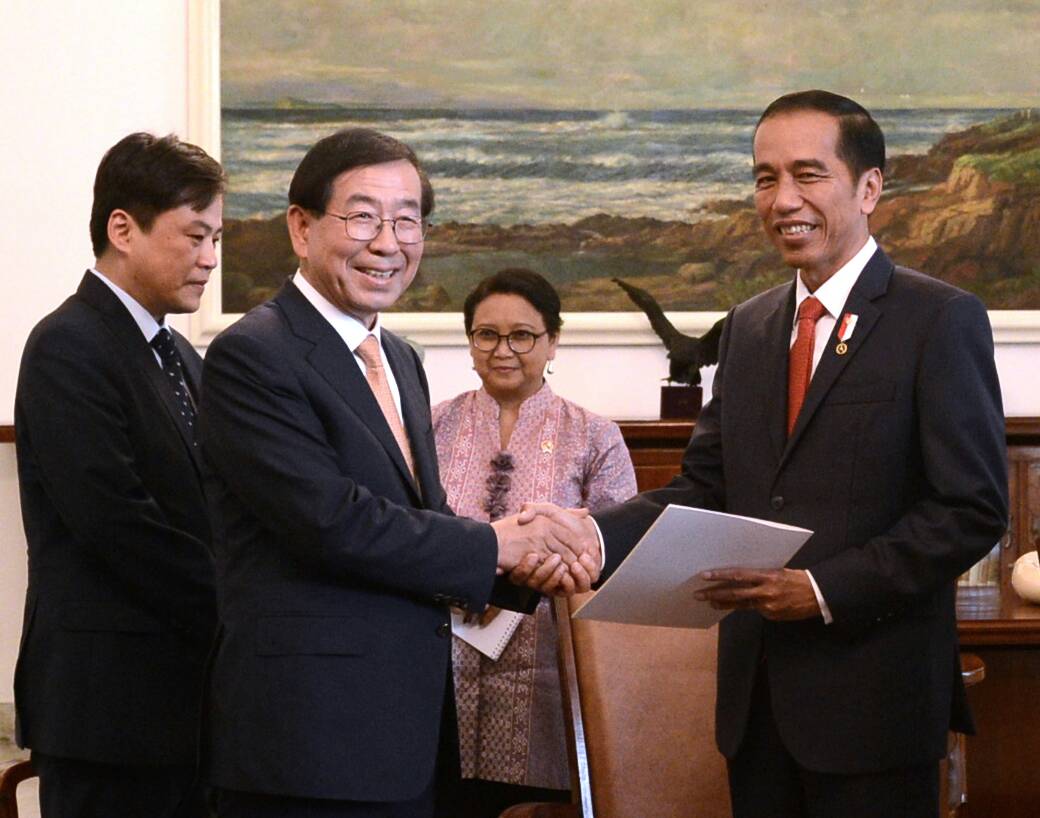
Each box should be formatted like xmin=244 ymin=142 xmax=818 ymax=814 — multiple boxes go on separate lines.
xmin=221 ymin=0 xmax=1040 ymax=110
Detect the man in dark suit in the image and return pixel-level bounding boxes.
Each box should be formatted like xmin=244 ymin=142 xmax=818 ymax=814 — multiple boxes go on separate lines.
xmin=199 ymin=128 xmax=596 ymax=818
xmin=583 ymin=91 xmax=1008 ymax=816
xmin=14 ymin=132 xmax=225 ymax=817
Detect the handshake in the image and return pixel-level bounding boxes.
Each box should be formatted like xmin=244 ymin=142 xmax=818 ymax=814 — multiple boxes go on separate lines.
xmin=491 ymin=503 xmax=600 ymax=596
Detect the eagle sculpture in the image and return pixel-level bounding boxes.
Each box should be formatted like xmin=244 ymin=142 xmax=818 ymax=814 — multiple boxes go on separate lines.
xmin=613 ymin=277 xmax=726 ymax=387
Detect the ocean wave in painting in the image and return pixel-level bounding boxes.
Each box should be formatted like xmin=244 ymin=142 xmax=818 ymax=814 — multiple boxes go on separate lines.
xmin=222 ymin=106 xmax=1012 ymax=224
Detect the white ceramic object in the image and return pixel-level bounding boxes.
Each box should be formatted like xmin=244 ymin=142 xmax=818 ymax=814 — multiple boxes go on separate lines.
xmin=1011 ymin=550 xmax=1040 ymax=604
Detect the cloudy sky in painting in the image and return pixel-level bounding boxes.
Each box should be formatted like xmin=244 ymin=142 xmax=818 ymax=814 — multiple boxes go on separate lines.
xmin=221 ymin=0 xmax=1040 ymax=109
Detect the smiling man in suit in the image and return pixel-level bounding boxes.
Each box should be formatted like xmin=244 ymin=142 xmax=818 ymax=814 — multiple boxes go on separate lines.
xmin=14 ymin=132 xmax=225 ymax=817
xmin=575 ymin=91 xmax=1009 ymax=817
xmin=199 ymin=128 xmax=597 ymax=818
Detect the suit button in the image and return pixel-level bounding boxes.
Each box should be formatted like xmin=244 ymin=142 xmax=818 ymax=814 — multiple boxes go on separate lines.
xmin=770 ymin=496 xmax=784 ymax=511
xmin=436 ymin=622 xmax=451 ymax=638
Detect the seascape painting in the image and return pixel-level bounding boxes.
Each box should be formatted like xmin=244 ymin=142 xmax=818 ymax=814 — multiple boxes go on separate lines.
xmin=218 ymin=0 xmax=1040 ymax=315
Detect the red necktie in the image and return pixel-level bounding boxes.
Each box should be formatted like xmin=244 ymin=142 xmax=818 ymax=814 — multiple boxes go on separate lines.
xmin=787 ymin=296 xmax=827 ymax=436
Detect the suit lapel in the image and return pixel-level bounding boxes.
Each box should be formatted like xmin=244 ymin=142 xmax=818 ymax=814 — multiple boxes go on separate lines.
xmin=381 ymin=334 xmax=435 ymax=503
xmin=274 ymin=282 xmax=422 ymax=502
xmin=762 ymin=284 xmax=797 ymax=464
xmin=780 ymin=249 xmax=893 ymax=464
xmin=77 ymin=273 xmax=203 ymax=474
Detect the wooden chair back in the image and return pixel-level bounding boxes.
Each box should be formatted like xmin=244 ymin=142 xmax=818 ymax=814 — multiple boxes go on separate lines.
xmin=553 ymin=593 xmax=731 ymax=818
xmin=502 ymin=601 xmax=986 ymax=818
xmin=0 ymin=758 xmax=34 ymax=818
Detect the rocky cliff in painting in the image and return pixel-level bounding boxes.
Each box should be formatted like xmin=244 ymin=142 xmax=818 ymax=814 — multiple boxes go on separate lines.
xmin=221 ymin=110 xmax=1040 ymax=313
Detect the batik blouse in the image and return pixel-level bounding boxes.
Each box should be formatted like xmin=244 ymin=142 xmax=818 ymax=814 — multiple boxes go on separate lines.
xmin=432 ymin=382 xmax=637 ymax=789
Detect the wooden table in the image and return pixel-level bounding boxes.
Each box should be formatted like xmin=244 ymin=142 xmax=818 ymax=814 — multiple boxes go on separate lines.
xmin=956 ymin=587 xmax=1040 ymax=818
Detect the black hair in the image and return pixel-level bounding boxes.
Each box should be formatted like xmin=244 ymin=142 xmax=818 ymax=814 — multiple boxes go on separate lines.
xmin=463 ymin=268 xmax=563 ymax=336
xmin=288 ymin=128 xmax=434 ymax=217
xmin=90 ymin=132 xmax=225 ymax=257
xmin=756 ymin=89 xmax=885 ymax=179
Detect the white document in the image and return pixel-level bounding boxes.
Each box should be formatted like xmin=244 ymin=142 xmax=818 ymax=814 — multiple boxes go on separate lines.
xmin=451 ymin=608 xmax=526 ymax=660
xmin=573 ymin=504 xmax=813 ymax=629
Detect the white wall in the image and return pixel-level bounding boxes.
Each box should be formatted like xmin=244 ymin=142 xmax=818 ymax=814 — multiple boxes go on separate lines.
xmin=0 ymin=446 xmax=26 ymax=706
xmin=424 ymin=344 xmax=1040 ymax=420
xmin=1 ymin=1 xmax=1038 ymax=705
xmin=0 ymin=1 xmax=192 ymax=703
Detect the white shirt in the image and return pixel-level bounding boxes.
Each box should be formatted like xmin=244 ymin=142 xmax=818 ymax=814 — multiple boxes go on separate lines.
xmin=791 ymin=235 xmax=878 ymax=623
xmin=292 ymin=271 xmax=405 ymax=420
xmin=790 ymin=236 xmax=877 ymax=377
xmin=90 ymin=267 xmax=167 ymax=366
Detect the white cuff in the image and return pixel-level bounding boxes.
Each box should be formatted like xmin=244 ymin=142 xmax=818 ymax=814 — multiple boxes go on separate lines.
xmin=589 ymin=516 xmax=607 ymax=575
xmin=805 ymin=570 xmax=833 ymax=624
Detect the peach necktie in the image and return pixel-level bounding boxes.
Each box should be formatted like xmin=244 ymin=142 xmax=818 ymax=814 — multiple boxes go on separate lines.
xmin=356 ymin=335 xmax=415 ymax=478
xmin=787 ymin=296 xmax=827 ymax=436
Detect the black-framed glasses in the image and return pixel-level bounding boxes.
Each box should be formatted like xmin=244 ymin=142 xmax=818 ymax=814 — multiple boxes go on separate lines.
xmin=323 ymin=210 xmax=429 ymax=244
xmin=469 ymin=328 xmax=548 ymax=354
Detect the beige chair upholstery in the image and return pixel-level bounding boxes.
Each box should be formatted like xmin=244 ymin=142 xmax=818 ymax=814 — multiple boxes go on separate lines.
xmin=501 ymin=594 xmax=730 ymax=818
xmin=503 ymin=596 xmax=984 ymax=818
xmin=561 ymin=593 xmax=730 ymax=818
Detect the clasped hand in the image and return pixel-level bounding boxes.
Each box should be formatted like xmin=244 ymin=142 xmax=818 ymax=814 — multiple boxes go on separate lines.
xmin=491 ymin=502 xmax=600 ymax=596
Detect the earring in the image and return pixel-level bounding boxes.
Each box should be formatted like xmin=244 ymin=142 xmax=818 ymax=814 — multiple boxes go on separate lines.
xmin=546 ymin=360 xmax=555 ymax=375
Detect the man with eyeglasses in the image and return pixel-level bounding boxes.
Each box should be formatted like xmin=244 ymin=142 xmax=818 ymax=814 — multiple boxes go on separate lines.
xmin=198 ymin=128 xmax=599 ymax=818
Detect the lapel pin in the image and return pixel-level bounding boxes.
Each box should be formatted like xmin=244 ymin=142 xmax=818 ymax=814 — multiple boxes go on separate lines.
xmin=835 ymin=312 xmax=858 ymax=356
xmin=541 ymin=440 xmax=554 ymax=454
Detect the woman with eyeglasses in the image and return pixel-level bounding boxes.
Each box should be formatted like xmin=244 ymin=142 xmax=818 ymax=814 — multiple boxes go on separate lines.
xmin=432 ymin=268 xmax=637 ymax=818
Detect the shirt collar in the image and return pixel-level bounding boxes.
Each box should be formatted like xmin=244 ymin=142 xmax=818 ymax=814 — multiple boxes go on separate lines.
xmin=475 ymin=380 xmax=554 ymax=418
xmin=794 ymin=236 xmax=877 ymax=321
xmin=89 ymin=267 xmax=165 ymax=343
xmin=293 ymin=270 xmax=382 ymax=352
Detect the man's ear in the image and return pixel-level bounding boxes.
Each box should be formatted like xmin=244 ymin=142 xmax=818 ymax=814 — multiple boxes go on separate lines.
xmin=106 ymin=209 xmax=135 ymax=254
xmin=859 ymin=168 xmax=883 ymax=216
xmin=286 ymin=205 xmax=312 ymax=260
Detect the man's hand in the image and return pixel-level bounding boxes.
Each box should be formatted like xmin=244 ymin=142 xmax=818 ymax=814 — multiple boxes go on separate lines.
xmin=491 ymin=509 xmax=586 ymax=572
xmin=508 ymin=503 xmax=601 ymax=595
xmin=463 ymin=605 xmax=502 ymax=627
xmin=490 ymin=503 xmax=600 ymax=595
xmin=694 ymin=568 xmax=821 ymax=621
xmin=508 ymin=551 xmax=583 ymax=596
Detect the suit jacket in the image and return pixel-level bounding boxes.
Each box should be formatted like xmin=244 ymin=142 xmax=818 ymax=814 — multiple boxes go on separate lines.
xmin=596 ymin=249 xmax=1008 ymax=774
xmin=199 ymin=279 xmax=533 ymax=802
xmin=13 ymin=271 xmax=217 ymax=766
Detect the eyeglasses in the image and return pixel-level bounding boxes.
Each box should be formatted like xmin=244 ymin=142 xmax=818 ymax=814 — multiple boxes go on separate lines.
xmin=322 ymin=210 xmax=429 ymax=245
xmin=469 ymin=328 xmax=548 ymax=354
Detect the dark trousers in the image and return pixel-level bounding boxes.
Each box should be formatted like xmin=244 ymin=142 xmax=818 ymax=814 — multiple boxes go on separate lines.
xmin=32 ymin=751 xmax=206 ymax=818
xmin=726 ymin=672 xmax=939 ymax=818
